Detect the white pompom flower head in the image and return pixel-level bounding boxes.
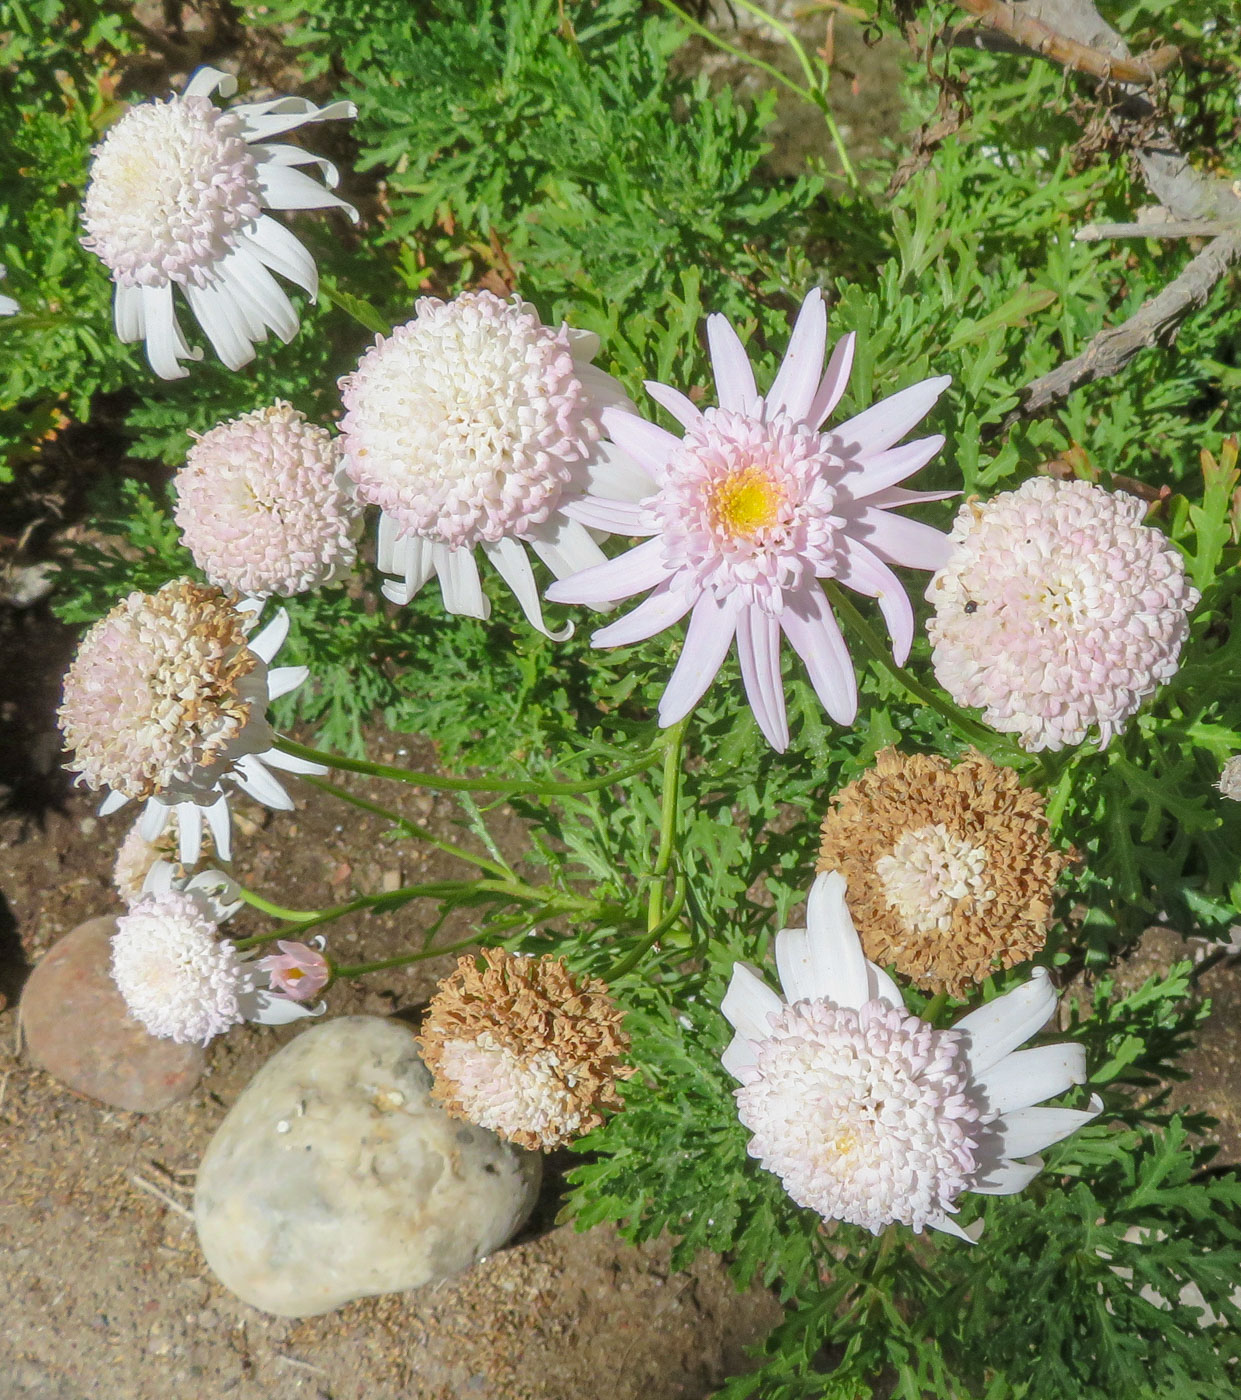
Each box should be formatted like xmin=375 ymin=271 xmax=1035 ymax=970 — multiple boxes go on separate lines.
xmin=721 ymin=871 xmax=1101 ymax=1241
xmin=58 ymin=579 xmax=325 ymax=865
xmin=546 ymin=287 xmax=956 ymax=752
xmin=339 ymin=289 xmax=652 ymax=637
xmin=111 ymin=879 xmax=324 ymax=1046
xmin=81 ymin=66 xmax=357 ymax=380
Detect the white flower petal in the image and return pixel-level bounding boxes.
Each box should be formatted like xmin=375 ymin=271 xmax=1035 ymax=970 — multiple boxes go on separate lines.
xmin=969 ymin=1156 xmax=1045 ymax=1196
xmin=767 ymin=288 xmax=826 ymax=423
xmin=974 ymin=1043 xmax=1088 ymax=1115
xmin=706 ymin=312 xmax=758 ymax=413
xmin=249 ymin=609 xmax=290 ymax=664
xmin=482 ymin=535 xmax=572 ymax=639
xmin=232 ymin=754 xmax=294 ymax=811
xmin=98 ymin=789 xmax=131 ymax=817
xmin=265 ymin=665 xmax=308 ymax=700
xmin=956 ymin=968 xmax=1056 ymax=1074
xmin=720 ymin=961 xmax=783 ymax=1045
xmin=994 ymin=1098 xmax=1102 ymax=1158
xmin=436 ymin=544 xmax=489 ymax=620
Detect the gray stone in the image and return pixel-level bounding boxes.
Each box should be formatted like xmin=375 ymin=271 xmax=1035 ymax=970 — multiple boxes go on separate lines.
xmin=21 ymin=915 xmax=205 ymax=1112
xmin=193 ymin=1015 xmax=541 ymax=1317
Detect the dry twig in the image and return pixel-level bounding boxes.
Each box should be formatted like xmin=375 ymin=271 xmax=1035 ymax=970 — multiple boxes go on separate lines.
xmin=129 ymin=1171 xmax=195 ymax=1221
xmin=950 ymin=0 xmax=1178 ymax=85
xmin=1006 ymin=231 xmax=1241 ymax=425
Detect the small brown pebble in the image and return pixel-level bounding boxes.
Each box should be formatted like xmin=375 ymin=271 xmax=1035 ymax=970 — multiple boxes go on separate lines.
xmin=20 ymin=915 xmax=205 ymax=1113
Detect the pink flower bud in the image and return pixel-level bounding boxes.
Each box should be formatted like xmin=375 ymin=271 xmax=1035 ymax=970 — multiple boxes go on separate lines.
xmin=256 ymin=940 xmax=330 ymax=1001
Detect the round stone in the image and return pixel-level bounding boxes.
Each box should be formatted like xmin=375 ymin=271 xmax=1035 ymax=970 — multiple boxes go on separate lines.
xmin=20 ymin=915 xmax=205 ymax=1112
xmin=193 ymin=1015 xmax=542 ymax=1317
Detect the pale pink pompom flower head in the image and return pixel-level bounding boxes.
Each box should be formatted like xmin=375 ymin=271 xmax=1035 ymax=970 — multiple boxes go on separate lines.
xmin=721 ymin=871 xmax=1101 ymax=1240
xmin=174 ymin=401 xmax=362 ymax=598
xmin=81 ymin=67 xmax=356 ymax=380
xmin=339 ymin=290 xmax=651 ymax=637
xmin=926 ymin=477 xmax=1199 ymax=752
xmin=546 ymin=288 xmax=955 ymax=750
xmin=256 ymin=938 xmax=330 ymax=1002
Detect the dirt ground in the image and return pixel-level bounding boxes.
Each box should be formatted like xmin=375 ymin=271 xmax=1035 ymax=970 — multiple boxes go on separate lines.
xmin=0 ymin=603 xmax=786 ymax=1400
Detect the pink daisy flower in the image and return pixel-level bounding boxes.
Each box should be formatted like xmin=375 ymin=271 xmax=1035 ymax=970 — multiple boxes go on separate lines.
xmin=545 ymin=289 xmax=953 ymax=750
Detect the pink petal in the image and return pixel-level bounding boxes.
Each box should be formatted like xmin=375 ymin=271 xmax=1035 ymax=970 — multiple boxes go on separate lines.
xmin=827 ymin=375 xmax=951 ymax=456
xmin=591 ymin=581 xmax=697 ymax=648
xmin=851 ymin=507 xmax=952 ymax=572
xmin=706 ymin=313 xmax=758 ymax=413
xmin=835 ymin=435 xmax=945 ymax=503
xmin=545 ymin=535 xmax=668 ymax=605
xmin=644 ymin=379 xmax=702 ymax=429
xmin=833 ymin=537 xmax=915 ymax=665
xmin=736 ymin=608 xmax=789 ymax=751
xmin=807 ymin=332 xmax=856 ymax=429
xmin=779 ymin=586 xmax=857 ymax=724
xmin=601 ymin=408 xmax=682 ymax=480
xmin=863 ymin=485 xmax=960 ymax=510
xmin=658 ymin=592 xmax=739 ymax=726
xmin=561 ymin=495 xmax=654 ymax=535
xmin=767 ymin=288 xmax=826 ymax=425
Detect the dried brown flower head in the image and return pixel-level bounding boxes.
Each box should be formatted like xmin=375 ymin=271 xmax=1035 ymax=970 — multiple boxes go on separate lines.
xmin=816 ymin=748 xmax=1066 ymax=995
xmin=418 ymin=948 xmax=633 ymax=1151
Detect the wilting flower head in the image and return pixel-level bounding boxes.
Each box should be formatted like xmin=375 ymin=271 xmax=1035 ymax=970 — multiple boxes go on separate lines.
xmin=721 ymin=871 xmax=1099 ymax=1239
xmin=111 ymin=889 xmax=248 ymax=1044
xmin=256 ymin=938 xmax=330 ymax=1001
xmin=926 ymin=478 xmax=1199 ymax=752
xmin=81 ymin=67 xmax=356 ymax=379
xmin=59 ymin=579 xmax=324 ymax=863
xmin=113 ymin=811 xmax=188 ymax=905
xmin=1217 ymin=756 xmax=1241 ymax=801
xmin=0 ymin=265 xmax=17 ymax=317
xmin=817 ymin=748 xmax=1066 ymax=995
xmin=339 ymin=290 xmax=648 ymax=636
xmin=418 ymin=947 xmax=633 ymax=1150
xmin=546 ymin=288 xmax=954 ymax=751
xmin=174 ymin=401 xmax=361 ymax=597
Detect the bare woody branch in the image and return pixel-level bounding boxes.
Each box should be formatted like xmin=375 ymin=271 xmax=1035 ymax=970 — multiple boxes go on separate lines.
xmin=1004 ymin=231 xmax=1241 ymax=428
xmin=950 ymin=0 xmax=1178 ymax=85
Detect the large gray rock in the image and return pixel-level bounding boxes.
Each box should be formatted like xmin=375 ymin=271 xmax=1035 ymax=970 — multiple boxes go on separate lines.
xmin=193 ymin=1015 xmax=541 ymax=1316
xmin=21 ymin=915 xmax=205 ymax=1112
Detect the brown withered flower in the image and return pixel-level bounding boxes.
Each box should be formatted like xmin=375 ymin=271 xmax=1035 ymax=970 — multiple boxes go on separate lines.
xmin=817 ymin=748 xmax=1066 ymax=995
xmin=418 ymin=948 xmax=633 ymax=1151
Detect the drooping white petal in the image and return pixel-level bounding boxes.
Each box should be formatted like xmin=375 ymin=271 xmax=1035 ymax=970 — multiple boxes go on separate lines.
xmin=974 ymin=1043 xmax=1088 ymax=1115
xmin=969 ymin=1157 xmax=1045 ymax=1196
xmin=240 ymin=987 xmax=326 ymax=1025
xmin=183 ymin=278 xmax=254 ymax=371
xmin=234 ymin=96 xmax=357 ymax=143
xmin=201 ymin=796 xmax=233 ymax=863
xmin=720 ymin=960 xmax=783 ymax=1046
xmin=851 ymin=506 xmax=952 ymax=573
xmin=925 ymin=1211 xmax=985 ymax=1243
xmin=114 ymin=283 xmax=143 ymax=342
xmin=249 ymin=609 xmax=290 ymax=664
xmin=139 ymin=798 xmax=172 ymax=843
xmin=262 ymin=747 xmax=328 ymax=776
xmin=265 ymin=665 xmax=308 ymax=699
xmin=837 ymin=435 xmax=946 ymax=501
xmin=184 ymin=66 xmax=237 ymax=100
xmin=601 ymin=408 xmax=682 ymax=480
xmin=562 ymin=495 xmax=651 ymax=534
xmin=778 ymin=586 xmax=857 ymax=725
xmin=254 ymin=158 xmax=358 ymax=220
xmin=140 ymin=283 xmax=196 ymax=380
xmin=832 ymin=538 xmax=914 ymax=665
xmin=575 ymin=361 xmax=637 ymax=416
xmin=232 ymin=754 xmax=294 ymax=811
xmin=774 ymin=870 xmax=873 ymax=1010
xmin=99 ymin=789 xmax=131 ymax=817
xmin=579 ymin=435 xmax=658 ymax=503
xmin=994 ymin=1098 xmax=1103 ymax=1158
xmin=436 ymin=544 xmax=489 ymax=620
xmin=721 ymin=1033 xmax=760 ymax=1079
xmin=482 ymin=536 xmax=572 ymax=640
xmin=956 ymin=968 xmax=1057 ymax=1074
xmin=244 ymin=215 xmax=319 ymax=299
xmin=526 ymin=516 xmax=609 ymax=581
xmin=177 ymin=801 xmax=204 ymax=866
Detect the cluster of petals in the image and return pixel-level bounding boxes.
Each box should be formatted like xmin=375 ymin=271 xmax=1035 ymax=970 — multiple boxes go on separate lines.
xmin=547 ymin=287 xmax=954 ymax=751
xmin=174 ymin=401 xmax=361 ymax=597
xmin=256 ymin=938 xmax=331 ymax=1002
xmin=721 ymin=871 xmax=1100 ymax=1239
xmin=58 ymin=579 xmax=324 ymax=864
xmin=926 ymin=477 xmax=1199 ymax=752
xmin=81 ymin=67 xmax=356 ymax=379
xmin=339 ymin=290 xmax=649 ymax=636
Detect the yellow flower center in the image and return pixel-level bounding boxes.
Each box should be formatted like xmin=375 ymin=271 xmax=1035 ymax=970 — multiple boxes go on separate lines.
xmin=710 ymin=468 xmax=784 ymax=538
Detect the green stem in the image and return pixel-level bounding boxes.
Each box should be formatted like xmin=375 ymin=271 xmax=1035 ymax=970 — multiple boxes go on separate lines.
xmin=332 ymin=934 xmax=480 ymax=980
xmin=653 ymin=0 xmax=816 ymax=104
xmin=232 ymin=879 xmax=476 ymax=949
xmin=301 ymin=775 xmax=512 ymax=880
xmin=275 ymin=735 xmax=663 ymax=796
xmin=609 ymin=879 xmax=688 ymax=980
xmin=823 ymin=582 xmax=1018 ymax=758
xmin=237 ymin=888 xmax=323 ymax=922
xmin=921 ymin=989 xmax=950 ymax=1026
xmin=647 ymin=717 xmax=688 ymax=933
xmin=729 ymin=0 xmax=860 ymax=187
